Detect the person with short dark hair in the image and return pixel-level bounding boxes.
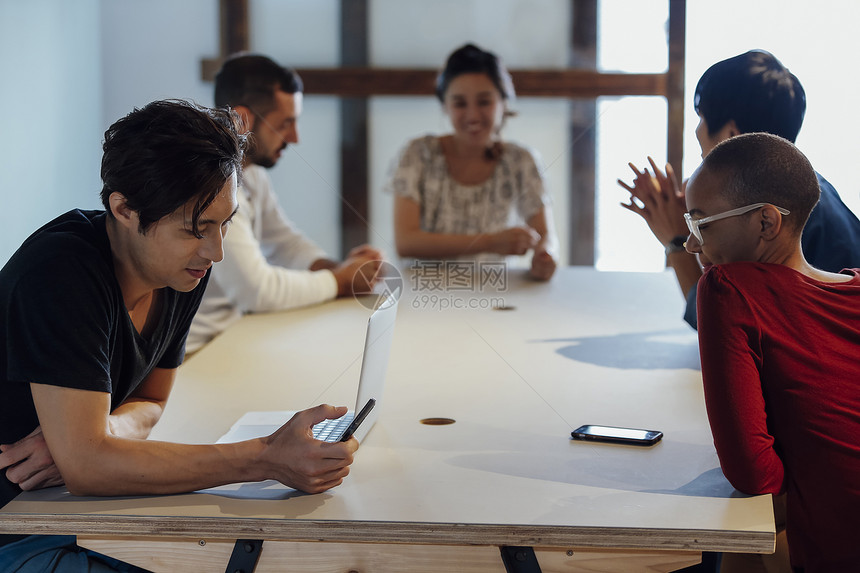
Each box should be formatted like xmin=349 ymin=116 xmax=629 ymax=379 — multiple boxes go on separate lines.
xmin=188 ymin=53 xmax=383 ymax=353
xmin=687 ymin=133 xmax=860 ymax=573
xmin=388 ymin=43 xmax=558 ymax=280
xmin=0 ymin=100 xmax=358 ymax=572
xmin=693 ymin=50 xmax=806 ymax=144
xmin=619 ymin=50 xmax=860 ymax=328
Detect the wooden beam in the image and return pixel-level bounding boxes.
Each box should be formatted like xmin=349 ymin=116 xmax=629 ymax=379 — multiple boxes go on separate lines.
xmin=203 ymin=65 xmax=669 ymax=100
xmin=339 ymin=0 xmax=370 ymax=255
xmin=666 ymin=0 xmax=686 ymax=177
xmin=567 ymin=0 xmax=598 ymax=266
xmin=200 ymin=0 xmax=249 ymax=81
xmin=293 ymin=69 xmax=667 ymax=98
xmin=221 ymin=0 xmax=249 ymax=55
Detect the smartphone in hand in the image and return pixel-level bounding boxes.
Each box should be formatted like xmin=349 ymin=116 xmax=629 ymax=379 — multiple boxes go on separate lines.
xmin=571 ymin=424 xmax=663 ymax=446
xmin=336 ymin=398 xmax=376 ymax=442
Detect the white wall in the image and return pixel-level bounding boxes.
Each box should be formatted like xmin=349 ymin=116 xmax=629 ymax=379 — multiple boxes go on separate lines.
xmin=0 ymin=0 xmax=103 ymax=265
xmin=99 ymin=0 xmax=217 ymax=126
xmin=98 ymin=0 xmax=343 ymax=258
xmin=250 ymin=0 xmax=341 ymax=258
xmin=683 ymin=0 xmax=860 ymax=219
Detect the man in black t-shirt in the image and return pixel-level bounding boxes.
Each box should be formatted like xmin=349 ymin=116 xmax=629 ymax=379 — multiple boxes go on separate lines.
xmin=0 ymin=100 xmax=358 ymax=572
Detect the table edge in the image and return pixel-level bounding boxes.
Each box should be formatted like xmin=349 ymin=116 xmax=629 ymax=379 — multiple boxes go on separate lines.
xmin=0 ymin=514 xmax=774 ymax=554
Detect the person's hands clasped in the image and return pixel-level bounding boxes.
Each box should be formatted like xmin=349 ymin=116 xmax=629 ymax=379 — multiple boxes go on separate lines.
xmin=0 ymin=426 xmax=64 ymax=491
xmin=618 ymin=157 xmax=689 ymax=246
xmin=346 ymin=244 xmax=383 ymax=261
xmin=490 ymin=226 xmax=540 ymax=255
xmin=260 ymin=404 xmax=358 ymax=494
xmin=332 ymin=247 xmax=384 ymax=296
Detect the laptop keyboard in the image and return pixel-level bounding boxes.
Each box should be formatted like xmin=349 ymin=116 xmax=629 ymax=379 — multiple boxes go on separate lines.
xmin=312 ymin=412 xmax=354 ymax=442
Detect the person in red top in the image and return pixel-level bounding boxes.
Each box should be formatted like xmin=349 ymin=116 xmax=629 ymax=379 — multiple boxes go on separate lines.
xmin=685 ymin=132 xmax=860 ymax=573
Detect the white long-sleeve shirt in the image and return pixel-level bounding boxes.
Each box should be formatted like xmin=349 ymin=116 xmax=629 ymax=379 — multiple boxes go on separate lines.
xmin=187 ymin=165 xmax=338 ymax=353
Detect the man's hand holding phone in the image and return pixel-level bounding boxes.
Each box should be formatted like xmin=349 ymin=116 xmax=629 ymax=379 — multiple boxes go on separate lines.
xmin=336 ymin=398 xmax=376 ymax=442
xmin=261 ymin=404 xmax=358 ymax=494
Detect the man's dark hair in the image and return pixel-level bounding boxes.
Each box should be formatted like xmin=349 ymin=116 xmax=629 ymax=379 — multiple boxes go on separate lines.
xmin=214 ymin=53 xmax=303 ymax=116
xmin=100 ymin=99 xmax=245 ymax=237
xmin=703 ymin=133 xmax=820 ymax=234
xmin=694 ymin=50 xmax=806 ymax=143
xmin=435 ymin=43 xmax=515 ymax=103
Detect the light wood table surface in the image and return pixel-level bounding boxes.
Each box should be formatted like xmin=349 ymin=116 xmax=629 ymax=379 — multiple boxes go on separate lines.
xmin=0 ymin=267 xmax=775 ymax=572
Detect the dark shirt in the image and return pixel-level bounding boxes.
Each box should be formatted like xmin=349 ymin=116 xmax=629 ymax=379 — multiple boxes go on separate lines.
xmin=0 ymin=210 xmax=208 ymax=513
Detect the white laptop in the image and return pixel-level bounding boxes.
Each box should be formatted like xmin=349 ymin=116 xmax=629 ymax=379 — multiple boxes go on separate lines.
xmin=217 ymin=291 xmax=399 ymax=445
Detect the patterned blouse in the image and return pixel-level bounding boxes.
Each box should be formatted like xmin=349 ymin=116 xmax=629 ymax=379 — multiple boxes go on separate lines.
xmin=385 ymin=135 xmax=550 ymax=239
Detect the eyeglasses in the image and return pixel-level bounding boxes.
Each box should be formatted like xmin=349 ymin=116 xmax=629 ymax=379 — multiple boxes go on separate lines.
xmin=684 ymin=203 xmax=790 ymax=246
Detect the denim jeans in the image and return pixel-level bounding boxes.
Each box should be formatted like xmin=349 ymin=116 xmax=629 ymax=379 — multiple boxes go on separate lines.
xmin=0 ymin=535 xmax=150 ymax=573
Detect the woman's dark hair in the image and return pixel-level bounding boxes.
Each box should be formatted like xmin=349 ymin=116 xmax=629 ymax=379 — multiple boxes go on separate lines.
xmin=214 ymin=53 xmax=303 ymax=117
xmin=435 ymin=43 xmax=515 ymax=103
xmin=100 ymin=99 xmax=246 ymax=237
xmin=694 ymin=50 xmax=806 ymax=143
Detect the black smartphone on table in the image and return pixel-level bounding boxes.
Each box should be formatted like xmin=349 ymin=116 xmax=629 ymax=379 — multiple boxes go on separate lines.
xmin=570 ymin=424 xmax=663 ymax=446
xmin=336 ymin=398 xmax=376 ymax=442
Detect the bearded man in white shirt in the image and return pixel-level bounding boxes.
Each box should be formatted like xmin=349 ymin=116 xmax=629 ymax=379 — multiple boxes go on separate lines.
xmin=188 ymin=54 xmax=383 ymax=352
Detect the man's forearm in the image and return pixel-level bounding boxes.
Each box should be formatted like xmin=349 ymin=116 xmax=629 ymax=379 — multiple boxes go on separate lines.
xmin=309 ymin=258 xmax=339 ymax=271
xmin=63 ymin=437 xmax=267 ymax=497
xmin=396 ymin=230 xmax=496 ymax=258
xmin=28 ymin=380 xmax=264 ymax=497
xmin=33 ymin=382 xmax=357 ymax=497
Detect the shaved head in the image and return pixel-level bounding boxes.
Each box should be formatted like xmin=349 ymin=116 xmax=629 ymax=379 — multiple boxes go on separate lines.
xmin=699 ymin=133 xmax=820 ymax=235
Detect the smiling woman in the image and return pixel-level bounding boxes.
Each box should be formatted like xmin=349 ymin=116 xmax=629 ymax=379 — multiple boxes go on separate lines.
xmin=387 ymin=43 xmax=559 ymax=281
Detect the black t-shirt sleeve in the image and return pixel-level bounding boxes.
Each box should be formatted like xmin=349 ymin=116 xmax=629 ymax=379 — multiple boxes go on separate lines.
xmin=6 ymin=252 xmax=114 ymax=393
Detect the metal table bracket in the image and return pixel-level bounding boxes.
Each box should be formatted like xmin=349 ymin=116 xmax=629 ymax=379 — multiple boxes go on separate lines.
xmin=225 ymin=539 xmax=263 ymax=573
xmin=500 ymin=545 xmax=542 ymax=573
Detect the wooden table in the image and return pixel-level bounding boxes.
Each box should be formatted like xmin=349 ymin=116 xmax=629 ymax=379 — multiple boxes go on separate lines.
xmin=0 ymin=267 xmax=775 ymax=572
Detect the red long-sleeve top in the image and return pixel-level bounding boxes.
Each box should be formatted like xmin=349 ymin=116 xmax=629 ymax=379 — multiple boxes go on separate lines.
xmin=697 ymin=263 xmax=860 ymax=572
